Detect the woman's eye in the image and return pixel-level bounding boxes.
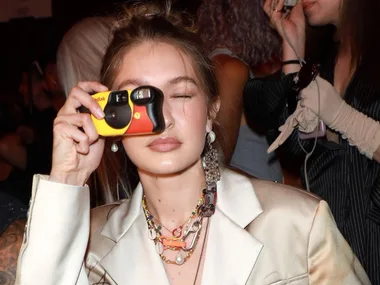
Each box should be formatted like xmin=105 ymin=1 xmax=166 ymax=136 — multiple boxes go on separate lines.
xmin=173 ymin=94 xmax=192 ymax=99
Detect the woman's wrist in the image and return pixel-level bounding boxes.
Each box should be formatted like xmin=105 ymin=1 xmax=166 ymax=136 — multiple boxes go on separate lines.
xmin=282 ymin=41 xmax=304 ymax=74
xmin=48 ymin=170 xmax=89 ymax=186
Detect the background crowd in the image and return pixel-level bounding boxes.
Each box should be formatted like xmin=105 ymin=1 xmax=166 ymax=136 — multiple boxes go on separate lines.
xmin=1 ymin=0 xmax=380 ymax=284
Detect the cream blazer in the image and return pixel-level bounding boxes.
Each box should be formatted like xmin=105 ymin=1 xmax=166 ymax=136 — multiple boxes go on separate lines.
xmin=16 ymin=169 xmax=371 ymax=285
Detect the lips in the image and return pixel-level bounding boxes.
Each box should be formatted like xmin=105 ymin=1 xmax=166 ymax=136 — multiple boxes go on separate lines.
xmin=147 ymin=137 xmax=182 ymax=152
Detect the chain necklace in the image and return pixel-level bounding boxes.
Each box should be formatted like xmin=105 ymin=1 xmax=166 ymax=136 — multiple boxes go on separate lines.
xmin=146 ymin=195 xmax=204 ymax=238
xmin=192 ymin=217 xmax=209 ymax=285
xmin=142 ymin=194 xmax=205 ymax=265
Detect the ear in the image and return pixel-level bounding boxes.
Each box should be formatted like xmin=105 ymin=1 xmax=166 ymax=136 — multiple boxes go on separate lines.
xmin=206 ymin=97 xmax=220 ymax=133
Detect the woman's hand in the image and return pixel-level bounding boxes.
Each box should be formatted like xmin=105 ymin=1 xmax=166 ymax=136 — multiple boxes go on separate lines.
xmin=263 ymin=0 xmax=306 ymax=72
xmin=49 ymin=81 xmax=108 ymax=186
xmin=299 ymin=76 xmax=343 ymax=125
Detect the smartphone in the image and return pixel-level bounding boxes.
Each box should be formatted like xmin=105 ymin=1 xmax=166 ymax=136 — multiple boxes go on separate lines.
xmin=298 ymin=120 xmax=326 ymax=140
xmin=271 ymin=0 xmax=298 ymax=11
xmin=284 ymin=0 xmax=298 ymax=8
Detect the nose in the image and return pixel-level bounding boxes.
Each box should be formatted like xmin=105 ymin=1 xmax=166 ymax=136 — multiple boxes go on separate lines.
xmin=162 ymin=99 xmax=174 ymax=130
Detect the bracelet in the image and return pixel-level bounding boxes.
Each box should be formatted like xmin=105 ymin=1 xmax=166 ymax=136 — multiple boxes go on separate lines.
xmin=281 ymin=60 xmax=301 ymax=66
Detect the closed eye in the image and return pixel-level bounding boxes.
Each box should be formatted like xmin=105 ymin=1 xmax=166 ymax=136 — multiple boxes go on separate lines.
xmin=172 ymin=94 xmax=192 ymax=98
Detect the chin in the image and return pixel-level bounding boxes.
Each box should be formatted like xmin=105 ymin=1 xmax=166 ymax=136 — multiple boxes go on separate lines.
xmin=138 ymin=158 xmax=200 ymax=177
xmin=306 ymin=12 xmax=334 ymax=27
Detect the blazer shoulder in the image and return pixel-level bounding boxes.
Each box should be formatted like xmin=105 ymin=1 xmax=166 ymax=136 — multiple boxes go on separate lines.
xmin=251 ymin=179 xmax=322 ymax=217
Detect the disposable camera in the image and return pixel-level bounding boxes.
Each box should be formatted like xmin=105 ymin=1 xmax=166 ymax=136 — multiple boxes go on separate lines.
xmin=80 ymin=86 xmax=165 ymax=137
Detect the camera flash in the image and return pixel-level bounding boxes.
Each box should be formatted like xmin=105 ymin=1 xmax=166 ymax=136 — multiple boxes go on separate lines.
xmin=136 ymin=88 xmax=152 ymax=99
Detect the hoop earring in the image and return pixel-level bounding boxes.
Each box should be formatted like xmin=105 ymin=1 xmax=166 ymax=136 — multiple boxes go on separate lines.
xmin=201 ymin=130 xmax=220 ymax=217
xmin=111 ymin=142 xmax=119 ymax=153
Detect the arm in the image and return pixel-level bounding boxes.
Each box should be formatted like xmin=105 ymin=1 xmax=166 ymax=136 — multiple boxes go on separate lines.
xmin=0 ymin=219 xmax=26 ymax=285
xmin=300 ymin=76 xmax=380 ymax=162
xmin=308 ymin=201 xmax=371 ymax=284
xmin=16 ymin=175 xmax=90 ymax=285
xmin=211 ymin=54 xmax=249 ymax=163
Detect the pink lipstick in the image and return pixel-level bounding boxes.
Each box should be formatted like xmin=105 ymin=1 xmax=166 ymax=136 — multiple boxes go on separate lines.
xmin=147 ymin=137 xmax=182 ymax=152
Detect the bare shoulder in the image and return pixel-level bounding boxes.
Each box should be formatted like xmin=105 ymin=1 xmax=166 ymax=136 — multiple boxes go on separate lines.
xmin=212 ymin=54 xmax=249 ymax=78
xmin=0 ymin=219 xmax=26 ymax=285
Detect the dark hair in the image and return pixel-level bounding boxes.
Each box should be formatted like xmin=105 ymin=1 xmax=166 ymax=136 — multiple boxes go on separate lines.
xmin=196 ymin=0 xmax=282 ymax=68
xmin=340 ymin=0 xmax=380 ymax=83
xmin=91 ymin=1 xmax=219 ymax=205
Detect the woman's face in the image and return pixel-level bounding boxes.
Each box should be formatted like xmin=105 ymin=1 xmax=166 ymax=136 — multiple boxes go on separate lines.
xmin=302 ymin=0 xmax=342 ymax=26
xmin=113 ymin=41 xmax=213 ymax=176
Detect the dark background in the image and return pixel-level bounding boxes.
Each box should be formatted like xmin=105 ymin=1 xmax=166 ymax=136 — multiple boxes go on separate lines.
xmin=1 ymin=0 xmax=201 ymax=93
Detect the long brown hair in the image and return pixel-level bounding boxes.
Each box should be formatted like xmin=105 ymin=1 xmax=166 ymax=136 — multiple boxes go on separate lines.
xmin=339 ymin=0 xmax=380 ymax=82
xmin=92 ymin=1 xmax=219 ymax=205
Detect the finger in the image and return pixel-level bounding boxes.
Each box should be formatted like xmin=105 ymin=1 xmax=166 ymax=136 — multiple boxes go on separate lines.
xmin=55 ymin=113 xmax=99 ymax=145
xmin=263 ymin=0 xmax=274 ymax=16
xmin=53 ymin=121 xmax=91 ymax=154
xmin=299 ymin=98 xmax=305 ymax=108
xmin=267 ymin=0 xmax=283 ymax=28
xmin=77 ymin=81 xmax=108 ymax=94
xmin=60 ymin=82 xmax=108 ymax=119
xmin=275 ymin=0 xmax=284 ymax=12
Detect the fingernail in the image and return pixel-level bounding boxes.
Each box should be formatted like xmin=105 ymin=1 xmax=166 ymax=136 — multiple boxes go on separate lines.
xmin=100 ymin=84 xmax=109 ymax=91
xmin=95 ymin=108 xmax=105 ymax=118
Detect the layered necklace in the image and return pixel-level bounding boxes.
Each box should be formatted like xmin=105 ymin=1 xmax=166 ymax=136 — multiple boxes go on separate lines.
xmin=142 ymin=183 xmax=217 ymax=266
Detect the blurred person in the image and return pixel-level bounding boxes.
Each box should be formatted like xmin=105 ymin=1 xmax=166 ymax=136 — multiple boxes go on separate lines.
xmin=0 ymin=62 xmax=58 ymax=205
xmin=57 ymin=16 xmax=114 ymax=97
xmin=16 ymin=2 xmax=369 ymax=284
xmin=244 ymin=0 xmax=380 ymax=282
xmin=43 ymin=59 xmax=66 ymax=111
xmin=196 ymin=0 xmax=283 ymax=182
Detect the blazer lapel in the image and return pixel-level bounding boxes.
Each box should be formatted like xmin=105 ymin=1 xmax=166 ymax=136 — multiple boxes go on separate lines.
xmin=201 ymin=169 xmax=264 ymax=285
xmin=98 ymin=169 xmax=264 ymax=285
xmin=99 ymin=185 xmax=170 ymax=285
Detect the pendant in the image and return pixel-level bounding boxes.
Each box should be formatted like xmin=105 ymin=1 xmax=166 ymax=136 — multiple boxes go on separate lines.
xmin=172 ymin=227 xmax=182 ymax=238
xmin=148 ymin=228 xmax=156 ymax=240
xmin=155 ymin=241 xmax=164 ymax=255
xmin=175 ymin=250 xmax=184 ymax=265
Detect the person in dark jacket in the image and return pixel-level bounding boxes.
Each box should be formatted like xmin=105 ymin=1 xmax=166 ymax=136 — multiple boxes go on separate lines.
xmin=244 ymin=0 xmax=380 ymax=283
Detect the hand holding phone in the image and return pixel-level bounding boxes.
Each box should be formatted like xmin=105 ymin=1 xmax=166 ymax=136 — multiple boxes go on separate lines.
xmin=263 ymin=0 xmax=306 ymax=57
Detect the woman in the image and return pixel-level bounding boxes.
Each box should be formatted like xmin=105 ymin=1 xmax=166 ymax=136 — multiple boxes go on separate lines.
xmin=244 ymin=0 xmax=380 ymax=283
xmin=16 ymin=2 xmax=369 ymax=285
xmin=196 ymin=0 xmax=283 ymax=182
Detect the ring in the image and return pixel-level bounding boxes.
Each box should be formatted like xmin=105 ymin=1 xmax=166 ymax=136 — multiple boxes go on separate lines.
xmin=272 ymin=8 xmax=282 ymax=12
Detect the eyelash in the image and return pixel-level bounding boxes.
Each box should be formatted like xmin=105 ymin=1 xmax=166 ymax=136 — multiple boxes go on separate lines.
xmin=172 ymin=94 xmax=192 ymax=99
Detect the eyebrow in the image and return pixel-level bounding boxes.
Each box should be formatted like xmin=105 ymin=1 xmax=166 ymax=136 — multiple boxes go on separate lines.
xmin=117 ymin=79 xmax=145 ymax=90
xmin=168 ymin=76 xmax=198 ymax=86
xmin=117 ymin=76 xmax=198 ymax=90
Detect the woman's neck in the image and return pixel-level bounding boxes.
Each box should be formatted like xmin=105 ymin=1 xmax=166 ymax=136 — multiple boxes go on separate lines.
xmin=138 ymin=159 xmax=206 ymax=230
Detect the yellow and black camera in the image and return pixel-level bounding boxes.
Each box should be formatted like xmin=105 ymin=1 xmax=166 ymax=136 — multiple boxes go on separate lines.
xmin=80 ymin=86 xmax=165 ymax=137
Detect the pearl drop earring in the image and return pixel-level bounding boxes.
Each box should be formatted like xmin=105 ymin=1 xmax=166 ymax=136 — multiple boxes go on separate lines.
xmin=111 ymin=142 xmax=119 ymax=152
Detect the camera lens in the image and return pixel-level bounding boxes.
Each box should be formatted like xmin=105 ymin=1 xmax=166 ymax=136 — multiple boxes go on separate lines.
xmin=104 ymin=105 xmax=131 ymax=129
